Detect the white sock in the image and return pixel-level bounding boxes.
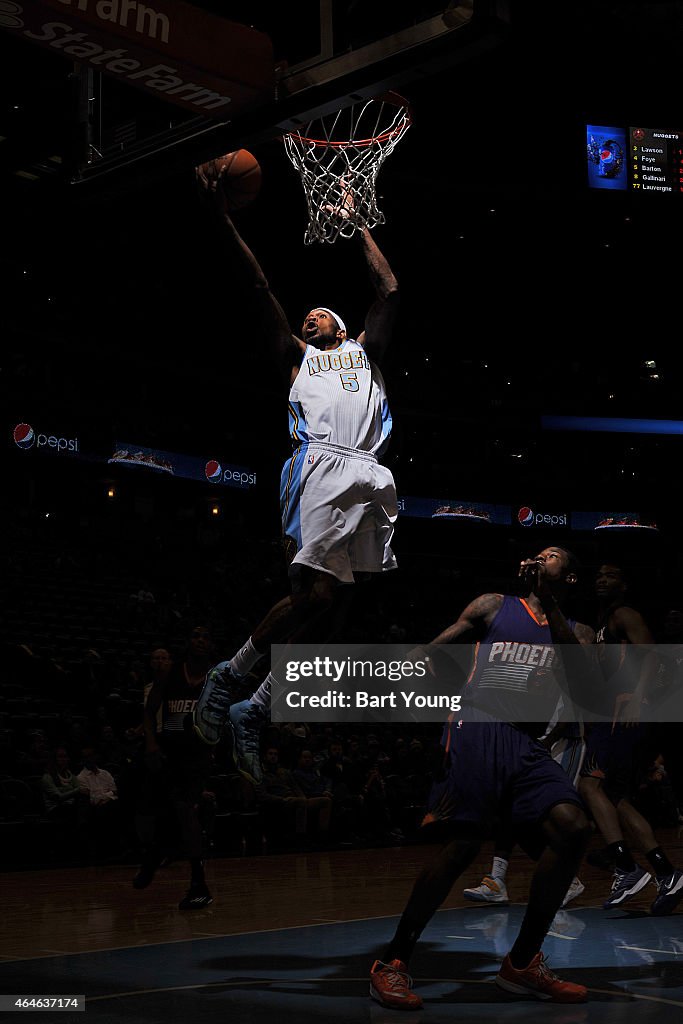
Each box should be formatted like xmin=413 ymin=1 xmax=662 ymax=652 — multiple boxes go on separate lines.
xmin=250 ymin=674 xmax=272 ymax=708
xmin=229 ymin=637 xmax=263 ymax=679
xmin=491 ymin=856 xmax=509 ymax=882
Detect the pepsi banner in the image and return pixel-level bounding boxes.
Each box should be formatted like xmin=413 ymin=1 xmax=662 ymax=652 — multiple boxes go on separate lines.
xmin=397 ymin=495 xmax=511 ymax=525
xmin=397 ymin=495 xmax=659 ymax=533
xmin=8 ymin=424 xmax=664 ymax=521
xmin=514 ymin=507 xmax=658 ymax=532
xmin=571 ymin=511 xmax=659 ymax=533
xmin=109 ymin=441 xmax=256 ymax=489
xmin=12 ymin=421 xmax=92 ymax=459
xmin=515 ymin=505 xmax=569 ymax=529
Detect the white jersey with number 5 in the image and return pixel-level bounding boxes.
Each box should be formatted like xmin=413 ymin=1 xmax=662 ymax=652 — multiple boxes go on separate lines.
xmin=288 ymin=340 xmax=392 ymax=456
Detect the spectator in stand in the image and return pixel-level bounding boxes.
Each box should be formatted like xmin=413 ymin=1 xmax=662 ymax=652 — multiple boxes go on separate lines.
xmin=41 ymin=747 xmax=88 ymax=827
xmin=98 ymin=724 xmax=125 ymax=770
xmin=361 ymin=755 xmax=401 ymax=844
xmin=383 ymin=736 xmax=432 ymax=831
xmin=408 ymin=737 xmax=430 ymax=778
xmin=318 ymin=735 xmax=366 ymax=842
xmin=72 ymin=648 xmax=117 ymax=713
xmin=320 ymin=736 xmax=362 ymax=790
xmin=19 ymin=730 xmax=51 ymax=777
xmin=126 ymin=583 xmax=157 ymax=631
xmin=345 ymin=734 xmax=364 ymax=774
xmin=57 ymin=714 xmax=90 ymax=758
xmin=292 ymin=748 xmax=333 ymax=840
xmin=388 ymin=736 xmax=411 ymax=777
xmin=77 ymin=746 xmax=119 ymax=807
xmin=361 ymin=734 xmax=390 ymax=774
xmin=347 ymin=730 xmax=401 ymax=840
xmin=280 ymin=722 xmax=313 ymax=760
xmin=76 ymin=745 xmax=124 ymax=860
xmin=259 ymin=745 xmax=308 ymax=846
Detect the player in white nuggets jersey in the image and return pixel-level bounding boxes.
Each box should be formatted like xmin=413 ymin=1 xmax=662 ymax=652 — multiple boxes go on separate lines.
xmin=192 ymin=169 xmax=400 ymax=783
xmin=283 ymin=328 xmax=397 ymax=583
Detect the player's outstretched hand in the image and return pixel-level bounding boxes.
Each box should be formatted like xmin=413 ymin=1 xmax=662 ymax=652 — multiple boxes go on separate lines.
xmin=195 ymin=159 xmax=229 ymax=214
xmin=406 ymin=645 xmax=436 ymax=677
xmin=323 ymin=177 xmax=356 ymax=221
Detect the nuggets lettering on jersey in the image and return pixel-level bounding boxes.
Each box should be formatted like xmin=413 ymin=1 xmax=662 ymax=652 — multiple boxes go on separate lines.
xmin=306 ymin=348 xmax=370 ymax=374
xmin=289 ymin=340 xmax=392 ymax=456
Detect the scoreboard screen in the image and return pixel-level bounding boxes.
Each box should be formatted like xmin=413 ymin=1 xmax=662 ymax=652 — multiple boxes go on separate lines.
xmin=586 ymin=123 xmax=683 ymax=195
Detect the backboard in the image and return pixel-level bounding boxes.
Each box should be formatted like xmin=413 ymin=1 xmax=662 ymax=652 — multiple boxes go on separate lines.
xmin=0 ymin=1 xmax=511 ymax=198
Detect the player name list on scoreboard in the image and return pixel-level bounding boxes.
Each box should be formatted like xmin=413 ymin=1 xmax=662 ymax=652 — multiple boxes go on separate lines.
xmin=631 ymin=127 xmax=683 ymax=193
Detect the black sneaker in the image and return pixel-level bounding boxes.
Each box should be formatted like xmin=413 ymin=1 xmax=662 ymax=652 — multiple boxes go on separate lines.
xmin=603 ymin=865 xmax=652 ymax=908
xmin=651 ymin=869 xmax=683 ymax=916
xmin=178 ymin=883 xmax=213 ymax=911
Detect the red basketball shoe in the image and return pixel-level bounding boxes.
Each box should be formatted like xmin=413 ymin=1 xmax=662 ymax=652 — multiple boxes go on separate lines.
xmin=370 ymin=959 xmax=423 ymax=1010
xmin=496 ymin=953 xmax=587 ymax=1002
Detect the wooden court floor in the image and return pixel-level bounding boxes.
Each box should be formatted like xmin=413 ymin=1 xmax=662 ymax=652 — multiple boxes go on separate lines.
xmin=1 ymin=830 xmax=682 ymax=1022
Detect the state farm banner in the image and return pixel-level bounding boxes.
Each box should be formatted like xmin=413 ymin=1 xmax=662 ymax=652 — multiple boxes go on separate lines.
xmin=1 ymin=0 xmax=273 ymax=115
xmin=109 ymin=441 xmax=257 ymax=489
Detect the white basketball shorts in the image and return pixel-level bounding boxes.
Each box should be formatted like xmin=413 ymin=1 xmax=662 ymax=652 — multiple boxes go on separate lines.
xmin=280 ymin=442 xmax=398 ymax=584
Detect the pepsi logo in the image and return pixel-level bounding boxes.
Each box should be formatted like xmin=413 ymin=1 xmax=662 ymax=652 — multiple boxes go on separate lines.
xmin=205 ymin=460 xmax=222 ymax=482
xmin=13 ymin=423 xmax=79 ymax=453
xmin=13 ymin=423 xmax=35 ymax=449
xmin=518 ymin=507 xmax=568 ymax=528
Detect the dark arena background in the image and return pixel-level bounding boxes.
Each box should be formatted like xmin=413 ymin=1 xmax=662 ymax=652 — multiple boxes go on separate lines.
xmin=1 ymin=2 xmax=683 ymax=1021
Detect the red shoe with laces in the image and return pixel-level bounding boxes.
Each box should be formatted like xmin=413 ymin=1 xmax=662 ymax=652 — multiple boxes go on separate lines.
xmin=496 ymin=953 xmax=587 ymax=1002
xmin=370 ymin=959 xmax=423 ymax=1010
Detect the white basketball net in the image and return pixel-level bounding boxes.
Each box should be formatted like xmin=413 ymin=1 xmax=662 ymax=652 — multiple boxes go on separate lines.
xmin=282 ymin=93 xmax=412 ymax=244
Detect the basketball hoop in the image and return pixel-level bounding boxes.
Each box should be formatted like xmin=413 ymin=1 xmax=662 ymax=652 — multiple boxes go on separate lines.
xmin=282 ymin=92 xmax=412 ymax=244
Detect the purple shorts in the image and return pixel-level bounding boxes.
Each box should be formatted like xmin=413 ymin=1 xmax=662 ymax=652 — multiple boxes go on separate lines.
xmin=423 ymin=718 xmax=584 ymax=832
xmin=580 ymin=722 xmax=646 ymax=802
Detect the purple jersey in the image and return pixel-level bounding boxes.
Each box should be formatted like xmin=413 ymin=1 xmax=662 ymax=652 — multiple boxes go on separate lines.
xmin=425 ymin=596 xmax=585 ymax=830
xmin=461 ymin=596 xmax=576 ymax=736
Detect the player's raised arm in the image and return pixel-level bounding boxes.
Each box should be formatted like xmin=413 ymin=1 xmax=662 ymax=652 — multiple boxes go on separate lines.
xmin=356 ymin=228 xmax=399 ymax=363
xmin=325 ymin=183 xmax=398 ymax=363
xmin=429 ymin=593 xmax=505 ymax=646
xmin=195 ymin=162 xmax=305 ymax=376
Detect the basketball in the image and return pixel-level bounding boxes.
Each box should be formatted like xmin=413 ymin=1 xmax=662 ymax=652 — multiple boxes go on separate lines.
xmin=196 ymin=149 xmax=262 ymax=211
